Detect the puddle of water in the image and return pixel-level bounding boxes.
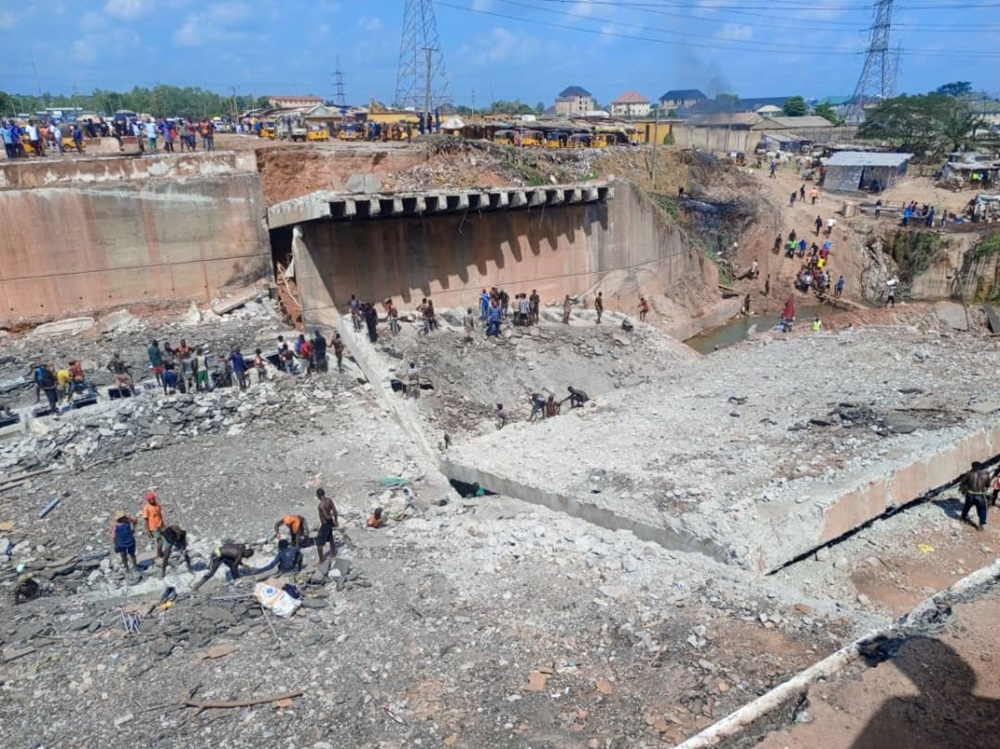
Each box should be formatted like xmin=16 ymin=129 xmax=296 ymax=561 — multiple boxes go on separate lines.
xmin=686 ymin=306 xmax=825 ymax=354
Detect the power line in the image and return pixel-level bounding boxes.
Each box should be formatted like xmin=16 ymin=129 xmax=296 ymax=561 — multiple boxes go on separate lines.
xmin=530 ymin=0 xmax=1000 ymax=33
xmin=435 ymin=0 xmax=1000 ymax=58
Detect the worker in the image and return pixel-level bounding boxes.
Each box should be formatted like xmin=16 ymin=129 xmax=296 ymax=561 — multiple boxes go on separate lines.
xmin=251 ymin=539 xmax=302 ymax=578
xmin=367 ymin=507 xmax=385 ymax=529
xmin=160 ymin=525 xmax=194 ymax=578
xmin=565 ymin=386 xmax=590 ymax=408
xmin=315 ymin=488 xmax=339 ymax=563
xmin=191 ymin=543 xmax=255 ymax=590
xmin=111 ymin=510 xmax=139 ymax=576
xmin=142 ymin=491 xmax=165 ymax=559
xmin=960 ymin=461 xmax=991 ymax=530
xmin=273 ymin=514 xmax=310 ymax=548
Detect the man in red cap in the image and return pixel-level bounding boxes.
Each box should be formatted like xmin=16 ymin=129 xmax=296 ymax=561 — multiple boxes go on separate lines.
xmin=142 ymin=491 xmax=165 ymax=559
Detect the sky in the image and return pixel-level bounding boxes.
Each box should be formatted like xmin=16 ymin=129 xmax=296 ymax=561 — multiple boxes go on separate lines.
xmin=2 ymin=0 xmax=999 ymax=107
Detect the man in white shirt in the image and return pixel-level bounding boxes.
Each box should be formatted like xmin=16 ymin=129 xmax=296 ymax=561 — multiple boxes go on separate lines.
xmin=51 ymin=123 xmax=63 ymax=155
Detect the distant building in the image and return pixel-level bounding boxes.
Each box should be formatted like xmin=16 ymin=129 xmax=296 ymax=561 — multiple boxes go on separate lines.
xmin=555 ymin=86 xmax=594 ymax=117
xmin=755 ymin=104 xmax=783 ymax=118
xmin=657 ymin=89 xmax=707 ymax=113
xmin=611 ymin=91 xmax=650 ymax=118
xmin=268 ymin=95 xmax=325 ymax=109
xmin=823 ymin=151 xmax=913 ymax=193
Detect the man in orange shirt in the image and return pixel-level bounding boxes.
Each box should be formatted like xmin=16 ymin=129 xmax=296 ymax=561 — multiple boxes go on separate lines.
xmin=142 ymin=492 xmax=165 ymax=559
xmin=273 ymin=514 xmax=310 ymax=548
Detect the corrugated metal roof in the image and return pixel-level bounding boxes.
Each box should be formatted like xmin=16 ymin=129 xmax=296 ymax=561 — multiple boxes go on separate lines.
xmin=759 ymin=116 xmax=837 ymax=129
xmin=823 ymin=151 xmax=914 ymax=167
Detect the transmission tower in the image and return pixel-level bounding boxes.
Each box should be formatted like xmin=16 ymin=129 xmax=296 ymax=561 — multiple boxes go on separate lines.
xmin=846 ymin=0 xmax=894 ymax=123
xmin=393 ymin=0 xmax=451 ymax=112
xmin=333 ymin=57 xmax=348 ymax=109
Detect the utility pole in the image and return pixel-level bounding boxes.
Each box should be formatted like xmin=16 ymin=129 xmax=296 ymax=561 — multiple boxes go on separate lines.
xmin=230 ymin=85 xmax=237 ymax=121
xmin=651 ymin=105 xmax=659 ymax=189
xmin=423 ymin=47 xmax=433 ymax=127
xmin=471 ymin=88 xmax=475 ymax=117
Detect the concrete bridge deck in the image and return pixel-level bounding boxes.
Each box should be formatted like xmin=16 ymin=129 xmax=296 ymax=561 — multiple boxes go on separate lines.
xmin=267 ymin=182 xmax=614 ymax=228
xmin=441 ymin=325 xmax=1000 ymax=572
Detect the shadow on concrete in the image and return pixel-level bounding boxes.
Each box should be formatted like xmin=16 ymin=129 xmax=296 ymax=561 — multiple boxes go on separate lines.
xmin=851 ymin=635 xmax=1000 ymax=749
xmin=932 ymin=497 xmax=965 ymax=520
xmin=305 ymin=202 xmax=606 ymax=309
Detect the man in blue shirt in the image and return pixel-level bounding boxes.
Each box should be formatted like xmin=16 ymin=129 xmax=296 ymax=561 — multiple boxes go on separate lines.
xmin=250 ymin=539 xmax=302 ymax=577
xmin=0 ymin=122 xmax=13 ymax=159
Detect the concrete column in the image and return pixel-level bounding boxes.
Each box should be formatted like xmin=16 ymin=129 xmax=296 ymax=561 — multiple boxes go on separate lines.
xmin=527 ymin=190 xmax=545 ymax=207
xmin=509 ymin=191 xmax=527 ymax=208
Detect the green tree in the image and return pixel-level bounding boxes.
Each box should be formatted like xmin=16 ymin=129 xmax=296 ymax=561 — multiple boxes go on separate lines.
xmin=857 ymin=93 xmax=977 ymax=157
xmin=935 ymin=81 xmax=973 ymax=98
xmin=534 ymin=101 xmax=545 ymax=114
xmin=783 ymin=95 xmax=807 ymax=117
xmin=813 ymin=101 xmax=842 ymax=125
xmin=941 ymin=107 xmax=985 ymax=151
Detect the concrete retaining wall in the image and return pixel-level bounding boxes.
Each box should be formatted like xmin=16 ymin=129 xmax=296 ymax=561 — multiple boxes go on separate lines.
xmin=0 ymin=152 xmax=270 ymax=323
xmin=293 ymin=182 xmax=718 ymax=330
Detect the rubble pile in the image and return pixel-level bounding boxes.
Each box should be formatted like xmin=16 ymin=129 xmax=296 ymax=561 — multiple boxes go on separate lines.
xmin=0 ymin=378 xmax=347 ymax=473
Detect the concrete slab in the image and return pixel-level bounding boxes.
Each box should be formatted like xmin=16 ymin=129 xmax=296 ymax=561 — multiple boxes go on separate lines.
xmin=442 ymin=327 xmax=1000 ymax=572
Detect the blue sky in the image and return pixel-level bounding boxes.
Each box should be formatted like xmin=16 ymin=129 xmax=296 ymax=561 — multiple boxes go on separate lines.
xmin=2 ymin=0 xmax=998 ymax=106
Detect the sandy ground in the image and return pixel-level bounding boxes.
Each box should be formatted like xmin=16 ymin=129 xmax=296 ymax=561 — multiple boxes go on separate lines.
xmin=755 ymin=590 xmax=1000 ymax=749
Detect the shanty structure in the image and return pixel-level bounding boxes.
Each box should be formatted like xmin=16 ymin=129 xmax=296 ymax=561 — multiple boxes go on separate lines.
xmin=822 ymin=151 xmax=913 ymax=193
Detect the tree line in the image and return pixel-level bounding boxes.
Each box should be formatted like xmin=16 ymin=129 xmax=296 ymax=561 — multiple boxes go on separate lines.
xmin=857 ymin=82 xmax=997 ymax=159
xmin=0 ymin=86 xmax=271 ymax=119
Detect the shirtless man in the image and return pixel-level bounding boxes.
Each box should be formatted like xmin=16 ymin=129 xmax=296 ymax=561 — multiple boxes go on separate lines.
xmin=160 ymin=525 xmax=194 ymax=577
xmin=960 ymin=461 xmax=991 ymax=530
xmin=315 ymin=488 xmax=339 ymax=563
xmin=106 ymin=352 xmax=133 ymax=392
xmin=192 ymin=543 xmax=255 ymax=590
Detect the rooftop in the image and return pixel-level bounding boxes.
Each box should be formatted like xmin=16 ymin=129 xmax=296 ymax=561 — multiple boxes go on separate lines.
xmin=659 ymin=89 xmax=707 ymax=101
xmin=612 ymin=90 xmax=650 ymax=104
xmin=269 ymin=94 xmax=324 ymax=101
xmin=761 ymin=115 xmax=839 ymax=129
xmin=559 ymin=85 xmax=592 ymax=98
xmin=689 ymin=112 xmax=762 ymax=127
xmin=824 ymin=151 xmax=914 ymax=167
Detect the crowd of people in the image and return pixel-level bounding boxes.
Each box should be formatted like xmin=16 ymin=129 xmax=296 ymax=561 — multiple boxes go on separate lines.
xmin=2 ymin=119 xmax=87 ymax=158
xmin=104 ymin=486 xmax=356 ymax=587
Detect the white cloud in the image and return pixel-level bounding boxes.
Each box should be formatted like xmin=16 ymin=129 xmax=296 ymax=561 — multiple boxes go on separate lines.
xmin=81 ymin=10 xmax=109 ymax=32
xmin=174 ymin=1 xmax=251 ymax=46
xmin=73 ymin=28 xmax=141 ymax=64
xmin=463 ymin=27 xmax=536 ymax=66
xmin=568 ymin=0 xmax=595 ymax=18
xmin=357 ymin=15 xmax=382 ymax=32
xmin=715 ymin=23 xmax=753 ymax=41
xmin=0 ymin=10 xmax=15 ymax=29
xmin=472 ymin=0 xmax=492 ymax=10
xmin=104 ymin=0 xmax=155 ymax=20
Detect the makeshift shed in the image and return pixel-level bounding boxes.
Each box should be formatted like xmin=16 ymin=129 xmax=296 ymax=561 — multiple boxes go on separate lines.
xmin=759 ymin=131 xmax=811 ymax=153
xmin=822 ymin=151 xmax=913 ymax=193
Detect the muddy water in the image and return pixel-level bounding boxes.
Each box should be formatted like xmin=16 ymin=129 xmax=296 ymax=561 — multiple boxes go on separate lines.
xmin=685 ymin=306 xmax=825 ymax=354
